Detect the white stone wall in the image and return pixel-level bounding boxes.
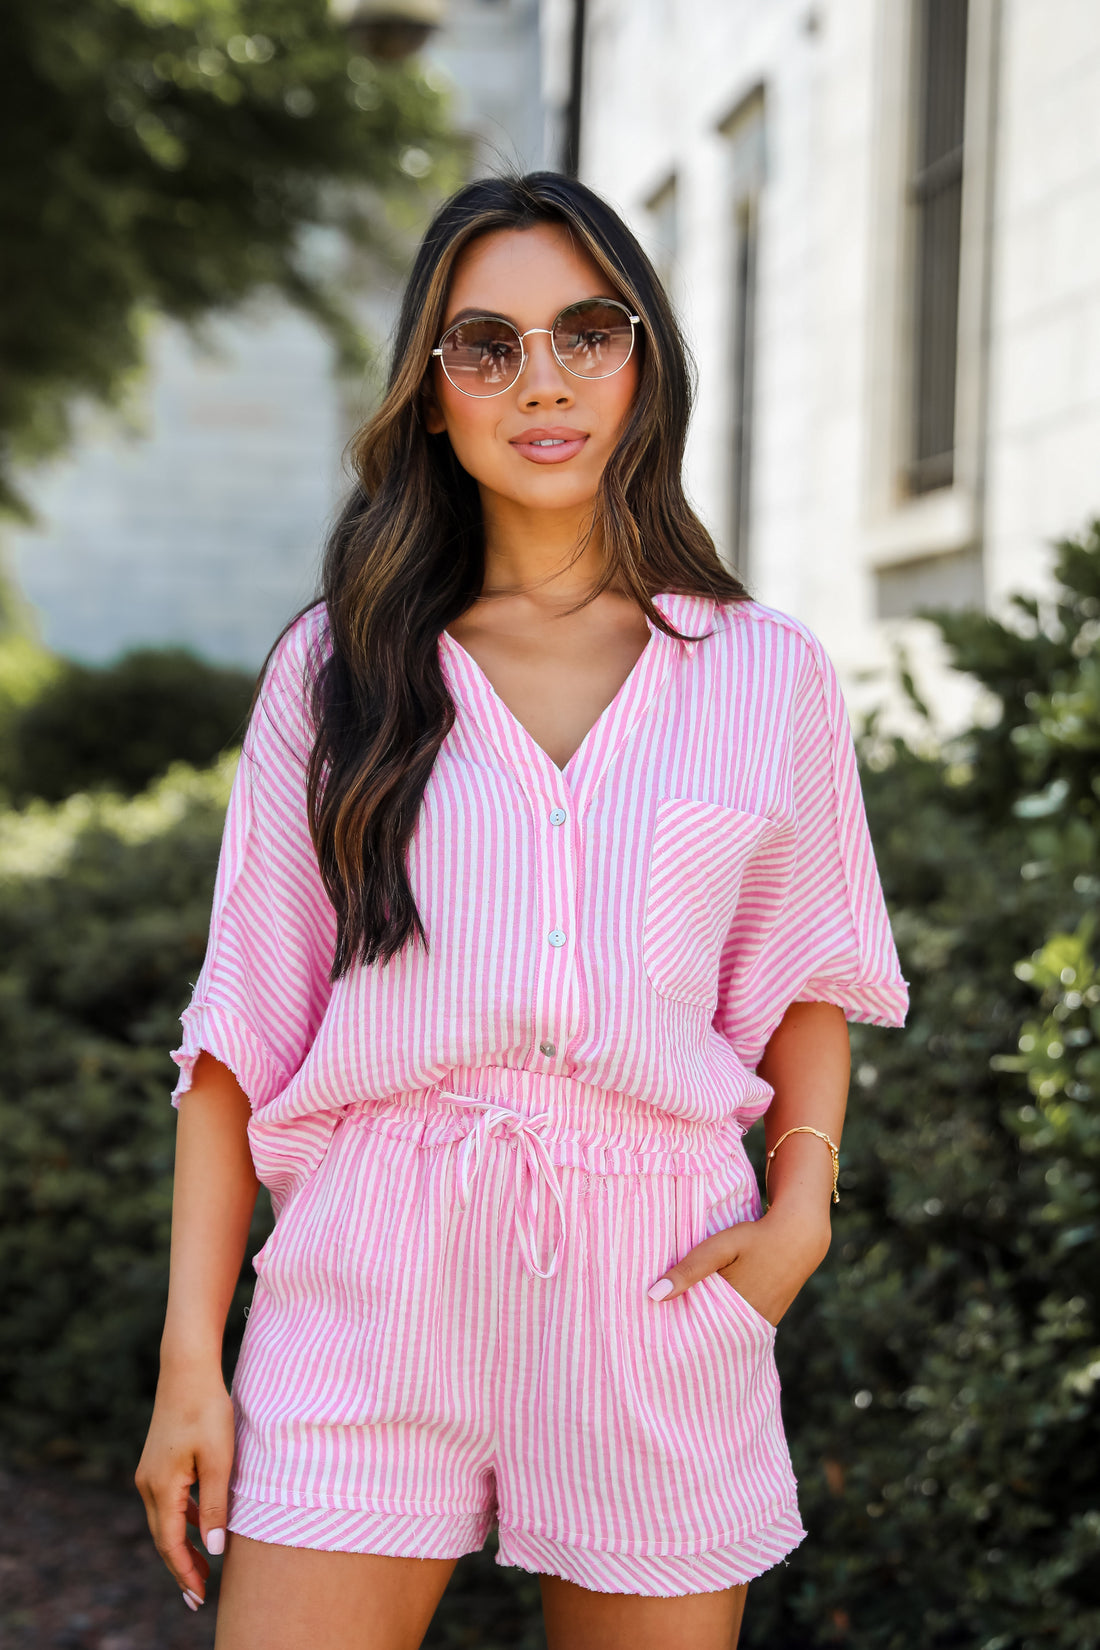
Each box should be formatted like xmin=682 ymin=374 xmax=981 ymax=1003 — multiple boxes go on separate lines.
xmin=11 ymin=307 xmax=342 ymax=666
xmin=569 ymin=0 xmax=1100 ymax=726
xmin=428 ymin=0 xmax=544 ymax=175
xmin=984 ymin=0 xmax=1100 ymax=611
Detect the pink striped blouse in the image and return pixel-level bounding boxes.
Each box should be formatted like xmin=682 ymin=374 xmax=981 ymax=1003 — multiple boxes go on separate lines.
xmin=171 ymin=591 xmax=908 ymax=1151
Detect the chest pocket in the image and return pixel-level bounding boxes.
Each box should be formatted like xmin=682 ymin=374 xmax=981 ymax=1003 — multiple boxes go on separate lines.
xmin=642 ymin=796 xmax=772 ymax=1009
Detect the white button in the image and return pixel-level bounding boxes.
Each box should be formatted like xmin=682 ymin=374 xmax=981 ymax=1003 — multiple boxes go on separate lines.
xmin=549 ymin=807 xmax=567 ymax=825
xmin=547 ymin=928 xmax=567 ymax=947
xmin=539 ymin=1040 xmax=557 ymax=1057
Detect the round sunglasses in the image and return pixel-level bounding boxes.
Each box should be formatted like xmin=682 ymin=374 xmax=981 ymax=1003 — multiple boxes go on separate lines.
xmin=431 ymin=297 xmax=641 ymax=398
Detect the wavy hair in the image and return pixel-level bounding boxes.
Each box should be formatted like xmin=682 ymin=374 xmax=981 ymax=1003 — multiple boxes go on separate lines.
xmin=297 ymin=171 xmax=748 ymax=977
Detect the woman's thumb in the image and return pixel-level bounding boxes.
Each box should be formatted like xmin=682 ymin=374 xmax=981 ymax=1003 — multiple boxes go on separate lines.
xmin=196 ymin=1437 xmax=233 ymax=1555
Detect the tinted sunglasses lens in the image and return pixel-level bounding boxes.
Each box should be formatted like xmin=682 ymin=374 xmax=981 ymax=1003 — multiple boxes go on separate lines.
xmin=439 ymin=318 xmax=522 ymax=393
xmin=552 ymin=301 xmax=635 ymax=377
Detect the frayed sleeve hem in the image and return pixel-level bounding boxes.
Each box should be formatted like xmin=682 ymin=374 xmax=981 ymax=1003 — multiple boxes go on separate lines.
xmin=170 ymin=1000 xmax=290 ymax=1112
xmin=793 ymin=976 xmax=910 ymax=1029
xmin=724 ymin=974 xmax=910 ymax=1072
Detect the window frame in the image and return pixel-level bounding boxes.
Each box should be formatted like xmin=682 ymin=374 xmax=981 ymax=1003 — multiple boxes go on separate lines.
xmin=863 ymin=0 xmax=1000 ymax=591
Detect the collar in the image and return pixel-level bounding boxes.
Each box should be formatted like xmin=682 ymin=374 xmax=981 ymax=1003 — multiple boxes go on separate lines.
xmin=649 ymin=590 xmax=719 ymax=654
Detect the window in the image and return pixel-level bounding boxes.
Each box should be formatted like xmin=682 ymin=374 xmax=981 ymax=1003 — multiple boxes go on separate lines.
xmin=721 ymin=89 xmax=766 ymax=577
xmin=907 ymin=0 xmax=969 ymax=495
xmin=875 ymin=545 xmax=983 ymax=618
xmin=645 ymin=174 xmax=679 ymax=296
xmin=865 ymin=0 xmax=998 ymax=617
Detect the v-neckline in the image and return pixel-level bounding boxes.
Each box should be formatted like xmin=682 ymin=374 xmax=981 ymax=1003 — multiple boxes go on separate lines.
xmin=437 ymin=590 xmax=715 ymax=807
xmin=439 ymin=616 xmax=657 ymax=779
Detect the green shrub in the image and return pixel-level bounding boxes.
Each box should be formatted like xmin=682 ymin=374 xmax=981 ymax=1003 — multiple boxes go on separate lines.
xmin=0 ymin=578 xmax=62 ymax=789
xmin=0 ymin=757 xmax=272 ymax=1476
xmin=743 ymin=522 xmax=1100 ymax=1649
xmin=2 ymin=649 xmax=255 ymax=804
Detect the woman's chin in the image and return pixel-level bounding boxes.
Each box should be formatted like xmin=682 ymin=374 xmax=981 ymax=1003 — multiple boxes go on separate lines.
xmin=471 ymin=463 xmax=604 ymax=515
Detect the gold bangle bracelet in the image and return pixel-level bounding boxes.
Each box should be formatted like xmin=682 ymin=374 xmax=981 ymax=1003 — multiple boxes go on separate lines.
xmin=764 ymin=1125 xmax=840 ymax=1205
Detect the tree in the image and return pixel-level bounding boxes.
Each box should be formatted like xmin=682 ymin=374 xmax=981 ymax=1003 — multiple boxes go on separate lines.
xmin=0 ymin=0 xmax=459 ymax=514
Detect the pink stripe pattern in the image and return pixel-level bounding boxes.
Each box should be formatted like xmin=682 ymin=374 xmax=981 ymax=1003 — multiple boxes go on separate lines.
xmin=170 ymin=591 xmax=908 ymax=1593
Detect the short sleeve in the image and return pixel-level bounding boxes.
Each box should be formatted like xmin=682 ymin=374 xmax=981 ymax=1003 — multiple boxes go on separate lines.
xmin=713 ymin=632 xmax=908 ymax=1071
xmin=170 ymin=608 xmax=337 ymax=1110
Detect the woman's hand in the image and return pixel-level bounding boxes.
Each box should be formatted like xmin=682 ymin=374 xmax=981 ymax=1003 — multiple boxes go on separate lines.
xmin=135 ymin=1363 xmax=235 ymax=1610
xmin=646 ymin=999 xmax=849 ymax=1324
xmin=647 ymin=1204 xmax=832 ymax=1327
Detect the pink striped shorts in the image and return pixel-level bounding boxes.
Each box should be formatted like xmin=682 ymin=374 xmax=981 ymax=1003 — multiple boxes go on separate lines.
xmin=228 ymin=1065 xmax=806 ymax=1596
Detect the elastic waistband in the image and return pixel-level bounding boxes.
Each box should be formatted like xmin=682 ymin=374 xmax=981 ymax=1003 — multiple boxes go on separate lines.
xmin=343 ymin=1064 xmax=745 ymax=1178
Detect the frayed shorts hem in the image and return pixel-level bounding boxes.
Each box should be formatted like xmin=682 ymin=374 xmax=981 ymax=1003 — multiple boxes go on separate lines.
xmin=227 ymin=1493 xmax=807 ymax=1597
xmin=227 ymin=1494 xmax=492 ymax=1561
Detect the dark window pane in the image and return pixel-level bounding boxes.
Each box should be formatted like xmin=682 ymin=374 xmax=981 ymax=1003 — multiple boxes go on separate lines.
xmin=908 ymin=0 xmax=968 ymax=494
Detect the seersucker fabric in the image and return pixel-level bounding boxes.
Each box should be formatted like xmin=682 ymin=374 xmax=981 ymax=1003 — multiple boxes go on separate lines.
xmin=170 ymin=590 xmax=908 ymax=1594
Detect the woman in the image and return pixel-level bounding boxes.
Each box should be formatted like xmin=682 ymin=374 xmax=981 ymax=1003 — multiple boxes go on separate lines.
xmin=136 ymin=171 xmax=908 ymax=1650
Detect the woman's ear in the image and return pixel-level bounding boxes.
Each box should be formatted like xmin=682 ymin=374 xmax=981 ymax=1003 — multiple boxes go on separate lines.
xmin=421 ymin=384 xmax=447 ymax=436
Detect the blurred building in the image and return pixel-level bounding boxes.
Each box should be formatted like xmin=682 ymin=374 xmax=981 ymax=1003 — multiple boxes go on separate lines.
xmin=8 ymin=0 xmax=546 ymax=668
xmin=10 ymin=0 xmax=1099 ymax=719
xmin=559 ymin=0 xmax=1100 ymax=722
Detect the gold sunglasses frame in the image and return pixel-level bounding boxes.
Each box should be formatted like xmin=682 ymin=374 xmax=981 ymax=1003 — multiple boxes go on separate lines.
xmin=431 ymin=299 xmax=641 ymax=399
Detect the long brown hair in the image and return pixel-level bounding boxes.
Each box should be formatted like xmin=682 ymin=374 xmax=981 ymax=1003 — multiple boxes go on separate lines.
xmin=300 ymin=171 xmax=747 ymax=977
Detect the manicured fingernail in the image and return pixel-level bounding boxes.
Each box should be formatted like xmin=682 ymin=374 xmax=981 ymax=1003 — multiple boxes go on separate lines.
xmin=206 ymin=1527 xmax=225 ymax=1555
xmin=648 ymin=1278 xmax=674 ymax=1301
xmin=182 ymin=1591 xmax=202 ymax=1610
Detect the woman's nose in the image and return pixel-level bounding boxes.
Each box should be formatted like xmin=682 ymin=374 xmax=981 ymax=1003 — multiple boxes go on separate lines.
xmin=516 ymin=331 xmax=574 ymax=406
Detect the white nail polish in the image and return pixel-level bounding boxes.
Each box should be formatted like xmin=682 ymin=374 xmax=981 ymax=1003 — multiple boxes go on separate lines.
xmin=182 ymin=1591 xmax=201 ymax=1611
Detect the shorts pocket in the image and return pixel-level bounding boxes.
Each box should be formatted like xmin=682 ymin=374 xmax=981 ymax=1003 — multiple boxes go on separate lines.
xmin=249 ymin=1113 xmax=347 ymax=1283
xmin=697 ymin=1148 xmax=775 ymax=1340
xmin=708 ymin=1270 xmax=778 ymax=1341
xmin=642 ymin=796 xmax=771 ymax=1008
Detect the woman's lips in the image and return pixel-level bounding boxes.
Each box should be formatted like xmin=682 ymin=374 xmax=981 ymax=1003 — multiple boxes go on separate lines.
xmin=509 ymin=429 xmax=590 ymax=465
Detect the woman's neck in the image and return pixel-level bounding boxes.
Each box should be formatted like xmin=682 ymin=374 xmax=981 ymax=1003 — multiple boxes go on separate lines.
xmin=478 ymin=493 xmax=610 ymax=606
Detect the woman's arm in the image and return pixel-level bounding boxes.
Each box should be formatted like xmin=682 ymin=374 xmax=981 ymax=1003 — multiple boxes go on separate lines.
xmin=135 ymin=1050 xmax=259 ymax=1609
xmin=648 ymin=1001 xmax=850 ymax=1322
xmin=756 ymin=998 xmax=849 ymax=1255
